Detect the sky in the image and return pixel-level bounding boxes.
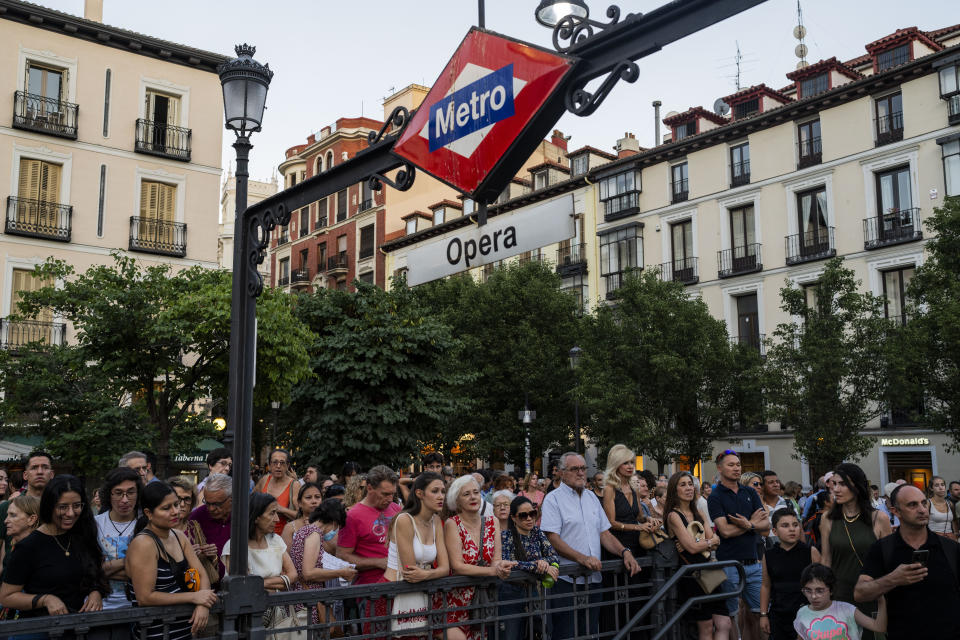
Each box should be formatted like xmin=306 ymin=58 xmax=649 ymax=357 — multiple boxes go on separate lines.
xmin=32 ymin=0 xmax=954 ymax=182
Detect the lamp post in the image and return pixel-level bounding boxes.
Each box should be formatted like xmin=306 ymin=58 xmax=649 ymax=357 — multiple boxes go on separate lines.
xmin=569 ymin=346 xmax=582 ymax=454
xmin=218 ymin=43 xmax=273 ymax=581
xmin=535 ymin=0 xmax=588 ymax=27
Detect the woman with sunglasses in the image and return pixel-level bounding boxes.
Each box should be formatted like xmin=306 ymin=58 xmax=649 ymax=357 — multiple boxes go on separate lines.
xmin=499 ymin=496 xmax=559 ymax=640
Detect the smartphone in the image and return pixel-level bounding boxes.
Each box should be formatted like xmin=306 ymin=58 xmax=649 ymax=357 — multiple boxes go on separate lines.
xmin=912 ymin=549 xmax=929 ymax=567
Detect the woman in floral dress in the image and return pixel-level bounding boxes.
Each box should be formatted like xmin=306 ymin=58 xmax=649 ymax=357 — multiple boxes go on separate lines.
xmin=290 ymin=500 xmax=356 ymax=626
xmin=444 ymin=475 xmax=515 ymax=640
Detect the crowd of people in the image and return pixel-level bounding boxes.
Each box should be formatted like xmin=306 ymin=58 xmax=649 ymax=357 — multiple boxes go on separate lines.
xmin=0 ymin=446 xmax=957 ymax=640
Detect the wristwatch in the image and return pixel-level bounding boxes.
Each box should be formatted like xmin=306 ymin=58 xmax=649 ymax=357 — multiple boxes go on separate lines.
xmin=759 ymin=612 xmax=768 ymax=617
xmin=620 ymin=548 xmax=632 ymax=558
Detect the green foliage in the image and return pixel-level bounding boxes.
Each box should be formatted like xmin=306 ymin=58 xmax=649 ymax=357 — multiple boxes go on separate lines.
xmin=579 ymin=270 xmax=737 ymax=473
xmin=415 ymin=262 xmax=582 ymax=464
xmin=764 ymin=258 xmax=887 ymax=470
xmin=2 ymin=253 xmax=310 ymax=476
xmin=282 ymin=280 xmax=471 ymax=471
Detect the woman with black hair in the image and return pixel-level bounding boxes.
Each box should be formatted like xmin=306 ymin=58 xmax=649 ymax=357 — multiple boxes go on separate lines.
xmin=281 ymin=481 xmax=324 ymax=549
xmin=126 ymin=481 xmax=216 ymax=639
xmin=0 ymin=475 xmax=108 ymax=638
xmin=499 ymin=495 xmax=559 ymax=640
xmin=819 ymin=463 xmax=891 ymax=640
xmin=95 ymin=467 xmax=142 ymax=610
xmin=290 ymin=498 xmax=357 ymax=624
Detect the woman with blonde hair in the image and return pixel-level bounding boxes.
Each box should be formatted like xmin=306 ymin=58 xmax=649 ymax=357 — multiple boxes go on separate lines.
xmin=343 ymin=474 xmax=367 ymax=510
xmin=516 ymin=473 xmax=544 ymax=509
xmin=0 ymin=494 xmax=39 ymax=578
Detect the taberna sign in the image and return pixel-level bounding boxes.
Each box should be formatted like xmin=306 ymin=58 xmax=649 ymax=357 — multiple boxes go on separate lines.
xmin=405 ymin=195 xmax=575 ymax=286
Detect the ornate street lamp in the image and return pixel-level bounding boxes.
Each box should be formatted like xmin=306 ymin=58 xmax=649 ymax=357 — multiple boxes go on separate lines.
xmin=535 ymin=0 xmax=589 ymax=27
xmin=569 ymin=346 xmax=583 ymax=453
xmin=218 ymin=43 xmax=272 ymax=579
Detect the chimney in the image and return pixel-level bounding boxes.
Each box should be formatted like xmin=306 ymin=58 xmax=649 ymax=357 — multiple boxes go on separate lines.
xmin=84 ymin=0 xmax=103 ymax=22
xmin=652 ymin=100 xmax=662 ymax=147
xmin=615 ymin=132 xmax=640 ymax=158
xmin=550 ymin=129 xmax=569 ymax=152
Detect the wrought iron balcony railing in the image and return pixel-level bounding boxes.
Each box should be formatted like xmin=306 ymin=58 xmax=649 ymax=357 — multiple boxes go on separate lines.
xmin=875 ymin=111 xmax=903 ymax=146
xmin=863 ymin=208 xmax=922 ymax=249
xmin=277 ymin=274 xmax=290 ymax=286
xmin=278 ymin=230 xmax=289 ymax=245
xmin=327 ymin=252 xmax=349 ymax=273
xmin=602 ymin=191 xmax=640 ymax=222
xmin=134 ymin=119 xmax=192 ymax=161
xmin=13 ymin=91 xmax=78 ymax=139
xmin=316 ymin=216 xmax=327 ymax=229
xmin=359 ymin=198 xmax=374 ymax=212
xmin=730 ymin=333 xmax=766 ymax=357
xmin=785 ymin=227 xmax=835 ymax=265
xmin=0 ymin=317 xmax=66 ymax=351
xmin=128 ymin=216 xmax=187 ymax=258
xmin=556 ymin=243 xmax=588 ymax=274
xmin=797 ymin=137 xmax=822 ymax=169
xmin=730 ymin=160 xmax=750 ymax=187
xmin=948 ymin=95 xmax=960 ymax=126
xmin=717 ymin=244 xmax=762 ymax=278
xmin=659 ymin=257 xmax=699 ymax=285
xmin=5 ymin=196 xmax=72 ymax=242
xmin=517 ymin=252 xmax=548 ymax=267
xmin=290 ymin=268 xmax=310 ymax=284
xmin=670 ymin=179 xmax=689 ymax=204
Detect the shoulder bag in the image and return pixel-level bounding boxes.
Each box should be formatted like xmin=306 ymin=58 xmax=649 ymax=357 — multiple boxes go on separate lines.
xmin=674 ymin=515 xmax=726 ymax=594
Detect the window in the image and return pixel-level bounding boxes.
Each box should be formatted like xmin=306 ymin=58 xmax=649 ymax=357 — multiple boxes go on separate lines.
xmin=17 ymin=158 xmax=62 ymax=204
xmin=533 ymin=170 xmax=548 ymax=190
xmin=868 ymin=165 xmax=918 ymax=248
xmin=730 ymin=143 xmax=750 ymax=186
xmin=571 ymin=154 xmax=588 ymax=176
xmin=432 ymin=207 xmax=445 ymax=226
xmin=318 ymin=243 xmax=327 ymax=270
xmin=882 ymin=266 xmax=914 ymax=323
xmin=798 ymin=120 xmax=821 ymax=167
xmin=359 ymin=225 xmax=374 ymax=259
xmin=15 ymin=61 xmax=77 ymax=139
xmin=11 ymin=158 xmax=70 ymax=241
xmin=794 ymin=187 xmax=831 ymax=259
xmin=358 ymin=272 xmax=374 ymax=285
xmin=139 ymin=180 xmax=175 ymax=225
xmin=278 ymin=258 xmax=290 ymax=285
xmin=803 ymin=282 xmax=820 ymax=310
xmin=336 ymin=279 xmax=347 ymax=291
xmin=940 ymin=64 xmax=960 ymax=98
xmin=317 ymin=198 xmax=328 ymax=226
xmin=669 ymin=219 xmax=696 ymax=282
xmin=27 ymin=63 xmax=64 ymax=102
xmin=337 ymin=235 xmax=347 ymax=254
xmin=102 ymin=69 xmax=111 ymax=137
xmin=300 ymin=208 xmax=310 ymax=237
xmin=289 ymin=173 xmax=297 ymax=188
xmin=599 ymin=225 xmax=642 ymax=297
xmin=138 ymin=89 xmax=188 ymax=159
xmin=800 ymin=73 xmax=828 ymax=99
xmin=361 ymin=181 xmax=374 ymax=211
xmin=6 ymin=268 xmax=59 ymax=348
xmin=599 ymin=170 xmax=640 ymax=220
xmin=876 ymin=44 xmax=910 ymax=72
xmin=336 ymin=190 xmax=347 ymax=223
xmin=674 ymin=121 xmax=696 ymax=142
xmin=733 ymin=98 xmax=759 ymax=120
xmin=405 ymin=218 xmax=417 ymax=235
xmin=876 ymin=166 xmax=912 ymax=214
xmin=671 ymin=163 xmax=688 ymax=203
xmin=875 ymin=92 xmax=903 ymax=145
xmin=724 ymin=205 xmax=759 ymax=274
xmin=462 ymin=198 xmax=475 ymax=215
xmin=736 ymin=293 xmax=760 ymax=348
xmin=326 ymin=151 xmax=334 ymax=170
xmin=943 ymin=139 xmax=960 ymax=197
xmin=561 ymin=273 xmax=586 ymax=311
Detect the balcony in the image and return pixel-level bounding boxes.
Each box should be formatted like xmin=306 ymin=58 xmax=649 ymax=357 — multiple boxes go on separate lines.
xmin=717 ymin=244 xmax=762 ymax=278
xmin=5 ymin=197 xmax=72 ymax=242
xmin=659 ymin=257 xmax=699 ymax=285
xmin=730 ymin=161 xmax=750 ymax=187
xmin=134 ymin=119 xmax=192 ymax=161
xmin=317 ymin=216 xmax=328 ymax=229
xmin=517 ymin=252 xmax=548 ymax=267
xmin=670 ymin=179 xmax=689 ymax=204
xmin=128 ymin=216 xmax=187 ymax=258
xmin=278 ymin=230 xmax=290 ymax=245
xmin=785 ymin=228 xmax=835 ymax=265
xmin=0 ymin=318 xmax=66 ymax=351
xmin=291 ymin=268 xmax=310 ymax=285
xmin=604 ymin=272 xmax=627 ymax=300
xmin=602 ymin=191 xmax=640 ymax=222
xmin=336 ymin=210 xmax=347 ymax=224
xmin=948 ymin=95 xmax=960 ymax=126
xmin=875 ymin=111 xmax=903 ymax=147
xmin=359 ymin=198 xmax=374 ymax=212
xmin=863 ymin=208 xmax=922 ymax=250
xmin=277 ymin=274 xmax=290 ymax=286
xmin=797 ymin=137 xmax=822 ymax=169
xmin=13 ymin=91 xmax=78 ymax=139
xmin=730 ymin=333 xmax=766 ymax=357
xmin=556 ymin=243 xmax=587 ymax=276
xmin=327 ymin=252 xmax=349 ymax=275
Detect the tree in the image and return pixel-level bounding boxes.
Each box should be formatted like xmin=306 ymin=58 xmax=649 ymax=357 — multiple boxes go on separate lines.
xmin=903 ymin=196 xmax=960 ymax=449
xmin=764 ymin=257 xmax=888 ymax=472
xmin=415 ymin=261 xmax=583 ymax=464
xmin=579 ymin=270 xmax=737 ymax=473
xmin=281 ymin=280 xmax=472 ymax=471
xmin=4 ymin=253 xmax=311 ymax=476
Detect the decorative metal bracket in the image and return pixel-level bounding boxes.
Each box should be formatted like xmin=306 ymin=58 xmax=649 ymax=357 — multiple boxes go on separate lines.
xmin=367 ymin=163 xmax=416 ymax=194
xmin=244 ymin=202 xmax=292 ymax=297
xmin=367 ymin=106 xmax=410 ymax=145
xmin=552 ymin=5 xmax=623 ymax=53
xmin=565 ymin=60 xmax=639 ymax=117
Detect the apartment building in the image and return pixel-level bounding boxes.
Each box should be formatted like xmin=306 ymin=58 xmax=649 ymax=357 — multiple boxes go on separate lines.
xmin=0 ymin=0 xmax=226 ymax=348
xmin=219 ymin=171 xmax=277 ymax=276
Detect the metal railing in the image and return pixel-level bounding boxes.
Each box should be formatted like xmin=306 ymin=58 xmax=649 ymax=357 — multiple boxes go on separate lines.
xmin=317 ymin=215 xmax=328 ymax=229
xmin=785 ymin=227 xmax=835 ymax=265
xmin=718 ymin=243 xmax=762 ymax=278
xmin=328 ymin=252 xmax=349 ymax=272
xmin=556 ymin=243 xmax=588 ymax=273
xmin=659 ymin=257 xmax=699 ymax=285
xmin=730 ymin=332 xmax=766 ymax=357
xmin=5 ymin=196 xmax=72 ymax=242
xmin=864 ymin=207 xmax=922 ymax=249
xmin=128 ymin=216 xmax=187 ymax=258
xmin=336 ymin=208 xmax=348 ymax=223
xmin=0 ymin=557 xmax=743 ymax=640
xmin=517 ymin=252 xmax=548 ymax=266
xmin=135 ymin=118 xmax=192 ymax=161
xmin=278 ymin=274 xmax=290 ymax=286
xmin=279 ymin=229 xmax=290 ymax=244
xmin=602 ymin=191 xmax=640 ymax=221
xmin=670 ymin=179 xmax=688 ymax=203
xmin=291 ymin=268 xmax=310 ymax=284
xmin=0 ymin=317 xmax=66 ymax=350
xmin=875 ymin=111 xmax=903 ymax=146
xmin=730 ymin=160 xmax=750 ymax=187
xmin=797 ymin=136 xmax=822 ymax=169
xmin=360 ymin=198 xmax=374 ymax=212
xmin=13 ymin=90 xmax=78 ymax=139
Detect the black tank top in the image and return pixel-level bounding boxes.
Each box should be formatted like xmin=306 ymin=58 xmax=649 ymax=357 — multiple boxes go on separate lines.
xmin=765 ymin=542 xmax=812 ymax=614
xmin=612 ymin=486 xmax=642 ymax=552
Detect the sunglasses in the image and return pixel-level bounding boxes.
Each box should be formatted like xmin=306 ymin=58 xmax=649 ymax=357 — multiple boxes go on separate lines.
xmin=515 ymin=509 xmax=538 ymax=520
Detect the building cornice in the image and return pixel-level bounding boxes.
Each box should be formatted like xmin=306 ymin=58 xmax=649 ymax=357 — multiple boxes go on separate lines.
xmin=0 ymin=0 xmax=229 ymax=72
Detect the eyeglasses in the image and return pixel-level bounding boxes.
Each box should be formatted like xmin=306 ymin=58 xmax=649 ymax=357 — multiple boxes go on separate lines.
xmin=516 ymin=510 xmax=538 ymax=520
xmin=206 ymin=498 xmax=230 ymax=509
xmin=566 ymin=466 xmax=588 ymax=473
xmin=111 ymin=489 xmax=138 ymax=500
xmin=801 ymin=587 xmax=829 ymax=596
xmin=494 ymin=502 xmax=511 ymax=509
xmin=55 ymin=502 xmax=84 ymax=514
xmin=270 ymin=460 xmax=288 ymax=466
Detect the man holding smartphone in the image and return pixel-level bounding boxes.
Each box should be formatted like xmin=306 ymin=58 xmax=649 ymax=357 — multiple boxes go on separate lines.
xmin=854 ymin=485 xmax=960 ymax=639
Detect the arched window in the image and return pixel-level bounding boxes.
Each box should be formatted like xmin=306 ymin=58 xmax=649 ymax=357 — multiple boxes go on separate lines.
xmin=315 ymin=156 xmax=323 ymax=175
xmin=326 ymin=151 xmax=334 ymax=170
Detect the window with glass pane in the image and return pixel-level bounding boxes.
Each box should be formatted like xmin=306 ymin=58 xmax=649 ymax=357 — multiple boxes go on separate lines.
xmin=940 ymin=65 xmax=959 ymax=97
xmin=462 ymin=198 xmax=475 ymax=215
xmin=336 ymin=190 xmax=347 ymax=222
xmin=733 ymin=99 xmax=759 ymax=119
xmin=317 ymin=198 xmax=327 ymax=225
xmin=798 ymin=120 xmax=821 ymax=160
xmin=359 ymin=225 xmax=374 ymax=258
xmin=876 ymin=44 xmax=909 ymax=72
xmin=300 ymin=208 xmax=310 ymax=237
xmin=359 ymin=272 xmax=374 ymax=284
xmin=875 ymin=93 xmax=903 ymax=136
xmin=279 ymin=258 xmax=289 ymax=280
xmin=671 ymin=220 xmax=693 ymax=263
xmin=800 ymin=73 xmax=828 ymax=98
xmin=882 ymin=266 xmax=914 ymax=323
xmin=432 ymin=208 xmax=445 ymax=225
xmin=361 ymin=180 xmax=373 ymax=209
xmin=27 ymin=64 xmax=63 ymax=101
xmin=318 ymin=244 xmax=327 ymax=268
xmin=729 ymin=205 xmax=756 ymax=256
xmin=671 ymin=163 xmax=688 ymax=195
xmin=534 ymin=171 xmax=547 ymax=190
xmin=299 ymin=249 xmax=308 ymax=268
xmin=674 ymin=121 xmax=696 ymax=141
xmin=405 ymin=218 xmax=416 ymax=235
xmin=571 ymin=155 xmax=588 ymax=176
xmin=736 ymin=293 xmax=759 ymax=346
xmin=875 ymin=166 xmax=912 ymax=213
xmin=803 ymin=283 xmax=819 ymax=311
xmin=797 ymin=187 xmax=829 ymax=254
xmin=599 ymin=226 xmax=641 ymax=292
xmin=943 ymin=140 xmax=960 ymax=197
xmin=731 ymin=143 xmax=749 ymax=182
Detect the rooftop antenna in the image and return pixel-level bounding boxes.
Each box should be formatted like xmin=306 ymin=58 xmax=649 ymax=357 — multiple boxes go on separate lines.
xmin=734 ymin=41 xmax=743 ymax=90
xmin=794 ymin=1 xmax=809 ymax=70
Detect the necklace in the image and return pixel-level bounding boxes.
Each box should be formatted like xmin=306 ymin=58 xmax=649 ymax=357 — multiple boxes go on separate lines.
xmin=842 ymin=510 xmax=861 ymax=523
xmin=109 ymin=515 xmax=135 ymax=537
xmin=52 ymin=533 xmax=71 ymax=557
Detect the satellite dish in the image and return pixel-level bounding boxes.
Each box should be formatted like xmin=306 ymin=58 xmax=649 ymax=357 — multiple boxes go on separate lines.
xmin=664 ymin=110 xmax=680 ymax=119
xmin=795 ymin=44 xmax=808 ymax=59
xmin=796 ymin=60 xmax=809 ymax=70
xmin=713 ymin=99 xmax=730 ymax=116
xmin=793 ymin=25 xmax=807 ymax=40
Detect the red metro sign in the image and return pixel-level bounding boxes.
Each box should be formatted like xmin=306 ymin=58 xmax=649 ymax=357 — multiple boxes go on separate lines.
xmin=393 ymin=29 xmax=574 ymax=199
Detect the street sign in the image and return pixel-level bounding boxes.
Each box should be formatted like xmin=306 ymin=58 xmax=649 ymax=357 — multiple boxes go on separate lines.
xmin=393 ymin=28 xmax=574 ymax=200
xmin=403 ymin=195 xmax=574 ymax=286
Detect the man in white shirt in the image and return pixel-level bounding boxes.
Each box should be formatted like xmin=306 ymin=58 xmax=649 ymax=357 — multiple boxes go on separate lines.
xmin=541 ymin=452 xmax=640 ymax=640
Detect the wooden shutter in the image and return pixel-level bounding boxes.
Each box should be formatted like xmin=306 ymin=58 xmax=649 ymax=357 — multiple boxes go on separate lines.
xmin=18 ymin=158 xmax=41 ymax=200
xmin=12 ymin=268 xmax=52 ymax=322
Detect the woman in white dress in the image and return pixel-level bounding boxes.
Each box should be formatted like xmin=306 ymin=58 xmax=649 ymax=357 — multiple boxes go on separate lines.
xmin=928 ymin=476 xmax=957 ymax=540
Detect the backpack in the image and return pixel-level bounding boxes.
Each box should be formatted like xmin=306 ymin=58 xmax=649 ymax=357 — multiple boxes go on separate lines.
xmin=879 ymin=532 xmax=959 ymax=590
